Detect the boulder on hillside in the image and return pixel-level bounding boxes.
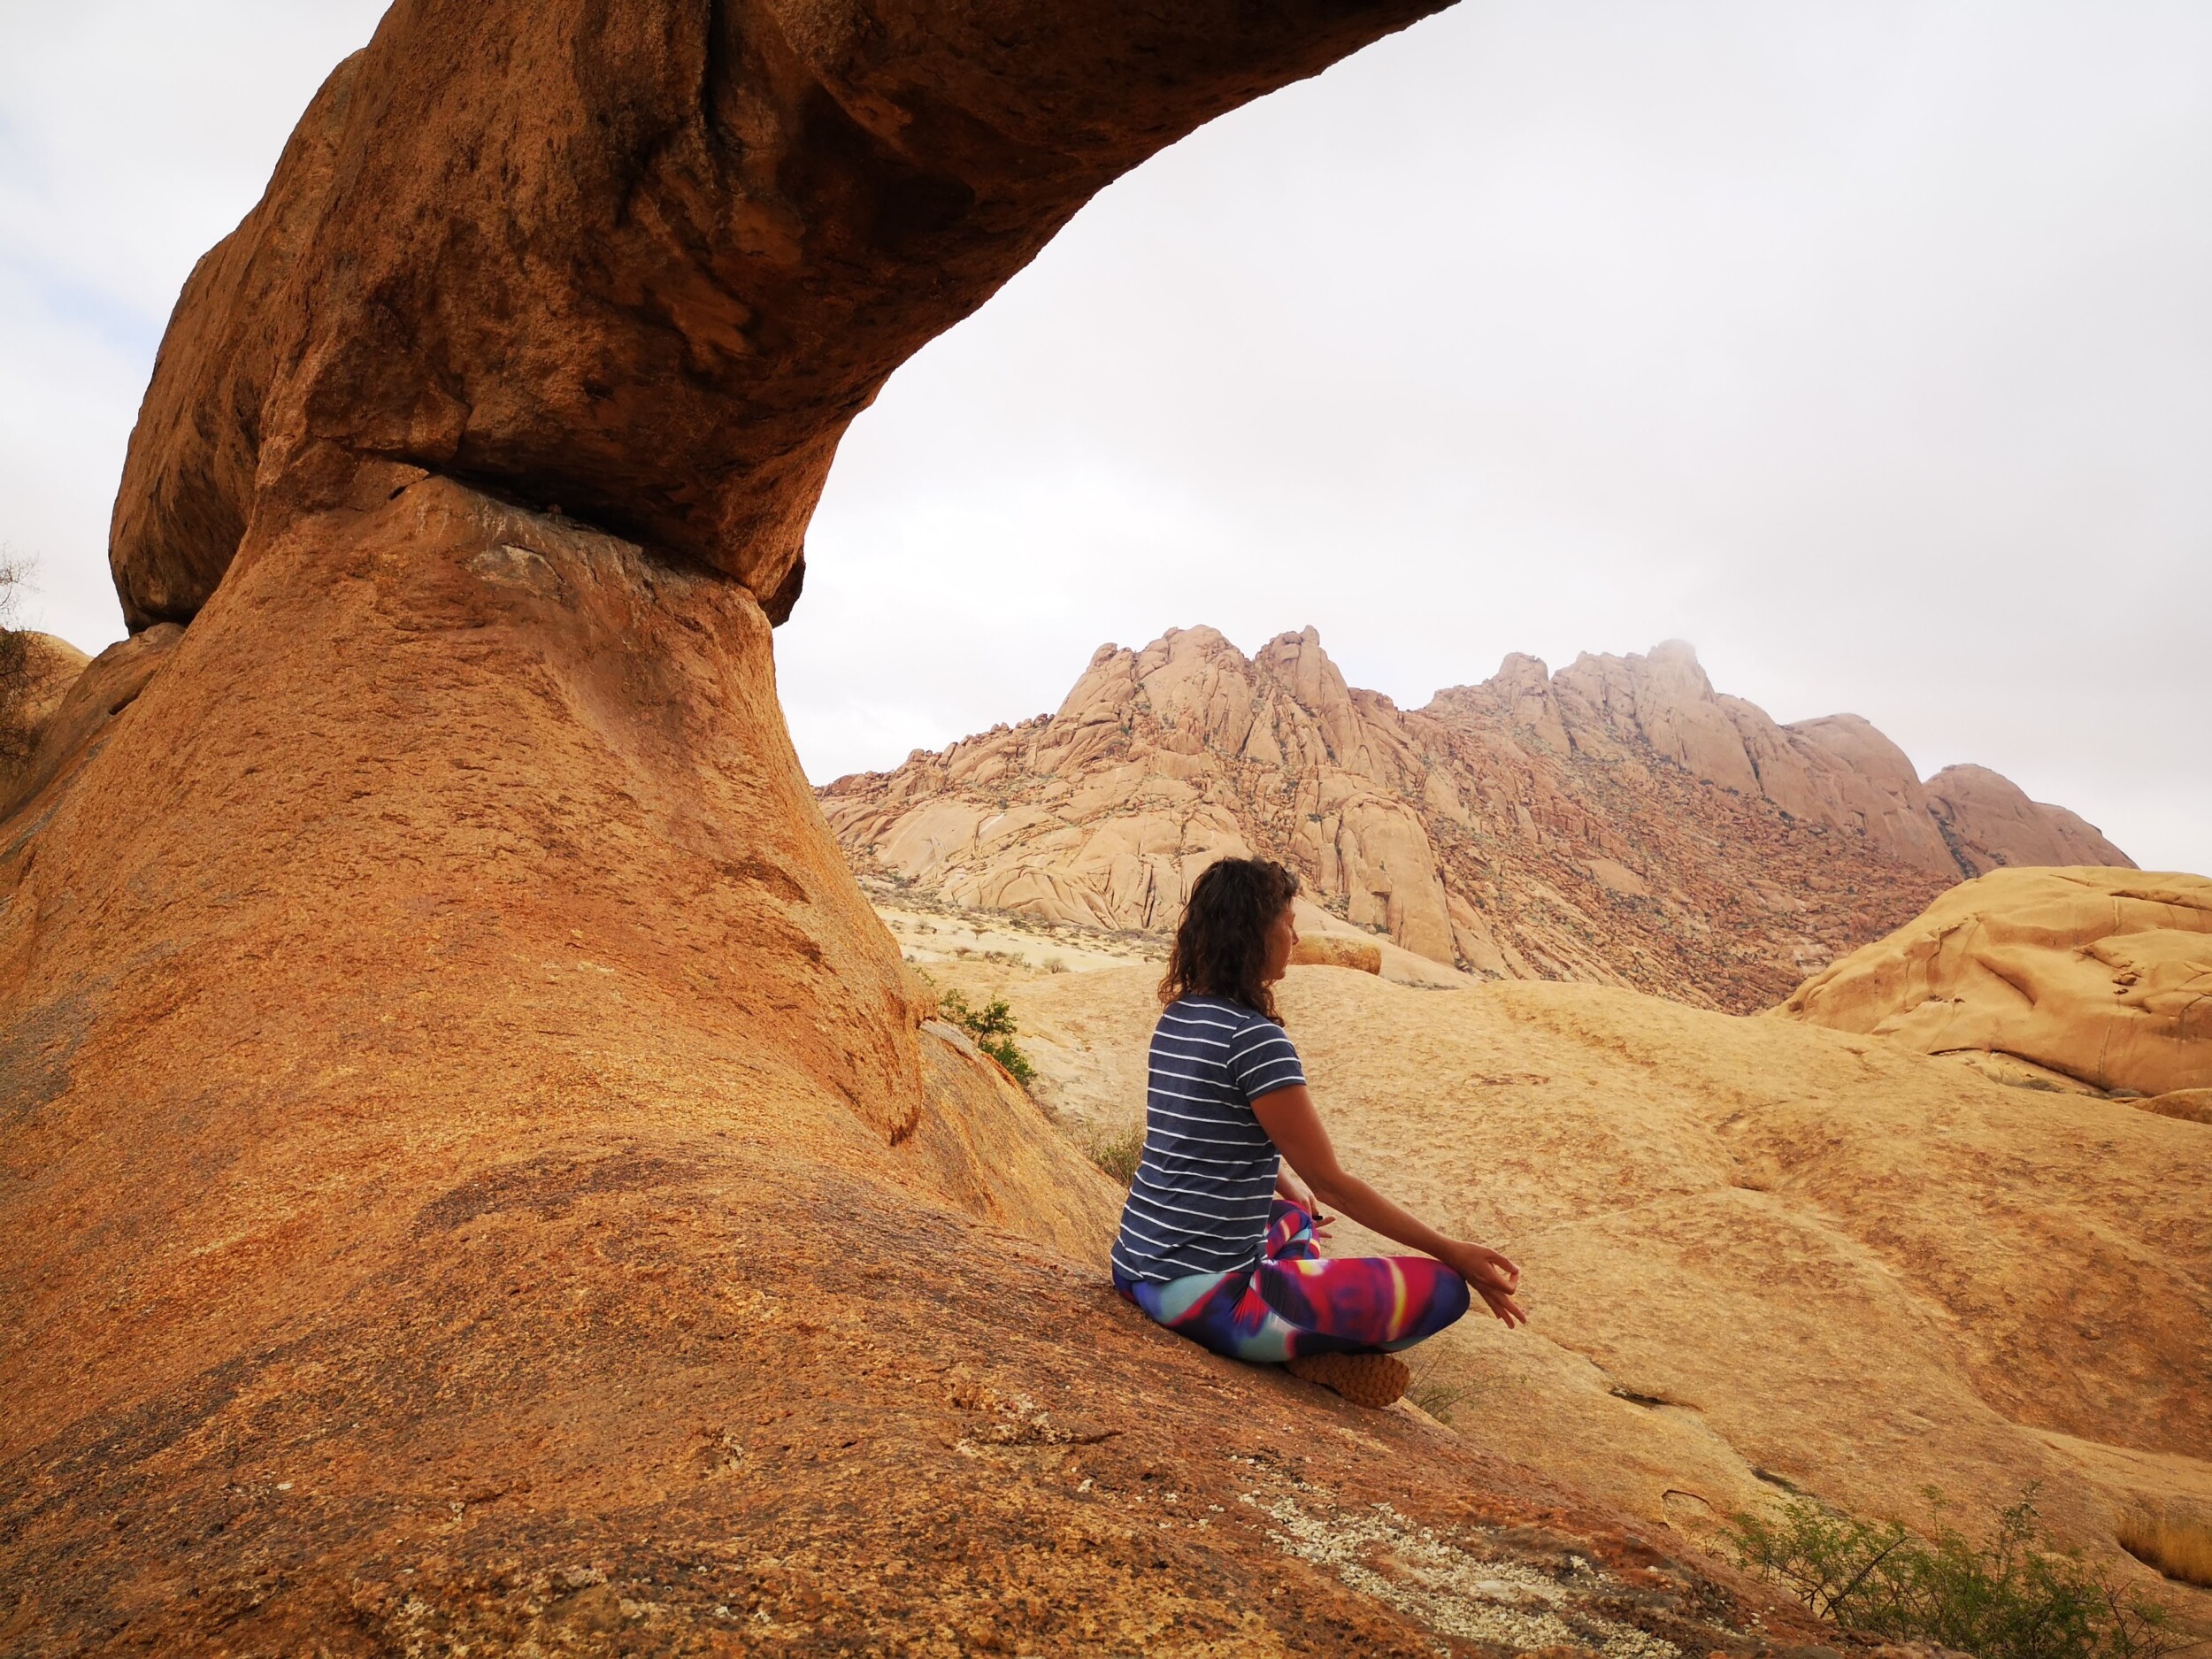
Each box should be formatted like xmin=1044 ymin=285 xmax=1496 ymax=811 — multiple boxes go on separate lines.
xmin=1780 ymin=712 xmax=1959 ymax=876
xmin=2 ymin=626 xmax=181 ymax=819
xmin=1926 ymin=763 xmax=2136 ymax=873
xmin=1777 ymin=866 xmax=2212 ymax=1096
xmin=1292 ymin=932 xmax=1383 ymax=973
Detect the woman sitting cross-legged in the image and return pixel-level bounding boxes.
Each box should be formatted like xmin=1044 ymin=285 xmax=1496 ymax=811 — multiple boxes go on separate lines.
xmin=1110 ymin=856 xmax=1526 ymax=1409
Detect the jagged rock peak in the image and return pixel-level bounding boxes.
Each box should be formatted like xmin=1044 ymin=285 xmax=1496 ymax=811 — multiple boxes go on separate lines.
xmin=822 ymin=625 xmax=2132 ymax=1012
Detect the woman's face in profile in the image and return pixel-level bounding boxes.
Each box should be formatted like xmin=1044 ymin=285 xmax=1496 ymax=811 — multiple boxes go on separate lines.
xmin=1262 ymin=902 xmax=1299 ymax=985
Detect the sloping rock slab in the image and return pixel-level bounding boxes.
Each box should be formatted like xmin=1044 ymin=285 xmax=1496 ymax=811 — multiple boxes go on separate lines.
xmin=1778 ymin=867 xmax=2212 ymax=1096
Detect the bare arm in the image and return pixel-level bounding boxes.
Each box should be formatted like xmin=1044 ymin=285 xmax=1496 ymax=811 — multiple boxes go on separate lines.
xmin=1273 ymin=1162 xmax=1333 ymax=1238
xmin=1253 ymin=1084 xmax=1526 ymax=1327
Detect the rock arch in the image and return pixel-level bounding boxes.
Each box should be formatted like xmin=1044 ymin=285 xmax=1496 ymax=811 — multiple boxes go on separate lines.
xmin=110 ymin=0 xmax=1451 ymax=630
xmin=8 ymin=5 xmax=1821 ymax=1653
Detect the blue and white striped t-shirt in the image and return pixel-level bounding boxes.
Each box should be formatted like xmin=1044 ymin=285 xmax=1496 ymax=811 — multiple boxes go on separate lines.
xmin=1109 ymin=995 xmax=1308 ymax=1285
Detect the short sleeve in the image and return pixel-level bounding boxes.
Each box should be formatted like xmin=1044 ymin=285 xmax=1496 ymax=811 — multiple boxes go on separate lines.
xmin=1225 ymin=1015 xmax=1306 ymax=1105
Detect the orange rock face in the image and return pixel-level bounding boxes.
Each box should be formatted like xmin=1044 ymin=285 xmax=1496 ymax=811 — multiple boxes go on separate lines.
xmin=822 ymin=626 xmax=2135 ymax=1011
xmin=110 ymin=0 xmax=1461 ymax=630
xmin=0 ymin=2 xmax=1861 ymax=1650
xmin=1778 ymin=866 xmax=2212 ymax=1097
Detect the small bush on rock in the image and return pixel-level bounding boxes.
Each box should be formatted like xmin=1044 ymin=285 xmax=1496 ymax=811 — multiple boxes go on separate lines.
xmin=1730 ymin=1488 xmax=2185 ymax=1659
xmin=1082 ymin=1120 xmax=1145 ymax=1187
xmin=1404 ymin=1353 xmax=1471 ymax=1425
xmin=0 ymin=554 xmax=35 ymax=776
xmin=937 ymin=989 xmax=1036 ymax=1087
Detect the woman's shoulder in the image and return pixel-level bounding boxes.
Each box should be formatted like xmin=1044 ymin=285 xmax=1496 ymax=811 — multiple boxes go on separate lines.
xmin=1159 ymin=994 xmax=1277 ymax=1033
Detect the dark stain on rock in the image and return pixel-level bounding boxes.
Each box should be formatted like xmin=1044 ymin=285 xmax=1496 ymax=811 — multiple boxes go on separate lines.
xmin=411 ymin=1150 xmax=689 ymax=1235
xmin=721 ymin=856 xmax=807 ymax=907
xmin=0 ymin=985 xmax=98 ymax=1128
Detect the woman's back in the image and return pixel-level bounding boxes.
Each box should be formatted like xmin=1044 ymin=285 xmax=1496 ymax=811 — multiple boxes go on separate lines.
xmin=1103 ymin=856 xmax=1513 ymax=1410
xmin=1108 ymin=995 xmax=1305 ymax=1286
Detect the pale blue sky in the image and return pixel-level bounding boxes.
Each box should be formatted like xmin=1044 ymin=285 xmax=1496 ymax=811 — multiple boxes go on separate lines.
xmin=4 ymin=1 xmax=2208 ymax=872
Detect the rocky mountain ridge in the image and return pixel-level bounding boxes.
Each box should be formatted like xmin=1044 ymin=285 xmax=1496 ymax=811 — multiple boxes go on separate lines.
xmin=822 ymin=626 xmax=2131 ymax=1011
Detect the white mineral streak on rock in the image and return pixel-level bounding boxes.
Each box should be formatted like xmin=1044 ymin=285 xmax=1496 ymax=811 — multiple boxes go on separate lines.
xmin=1244 ymin=1492 xmax=1678 ymax=1659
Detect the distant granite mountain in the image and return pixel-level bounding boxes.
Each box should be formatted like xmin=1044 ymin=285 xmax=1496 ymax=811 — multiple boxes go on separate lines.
xmin=819 ymin=626 xmax=2131 ymax=1012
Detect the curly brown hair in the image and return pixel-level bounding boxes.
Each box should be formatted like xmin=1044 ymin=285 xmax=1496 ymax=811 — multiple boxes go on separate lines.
xmin=1159 ymin=856 xmax=1300 ymax=1024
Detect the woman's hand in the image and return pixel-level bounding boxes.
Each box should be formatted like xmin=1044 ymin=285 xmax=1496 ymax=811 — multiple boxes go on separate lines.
xmin=1439 ymin=1240 xmax=1526 ymax=1328
xmin=1275 ymin=1165 xmax=1333 ymax=1240
xmin=1253 ymin=1084 xmax=1525 ymax=1331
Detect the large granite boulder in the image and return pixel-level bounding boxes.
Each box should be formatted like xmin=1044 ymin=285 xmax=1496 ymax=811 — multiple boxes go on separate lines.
xmin=1778 ymin=866 xmax=2212 ymax=1096
xmin=0 ymin=630 xmax=90 ymax=796
xmin=1926 ymin=762 xmax=2136 ymax=874
xmin=111 ymin=0 xmax=1454 ymax=631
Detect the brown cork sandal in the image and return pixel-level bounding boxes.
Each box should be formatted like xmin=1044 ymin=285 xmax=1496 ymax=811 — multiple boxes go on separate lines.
xmin=1284 ymin=1351 xmax=1410 ymax=1409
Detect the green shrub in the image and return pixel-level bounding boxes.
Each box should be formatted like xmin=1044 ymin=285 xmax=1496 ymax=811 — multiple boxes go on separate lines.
xmin=1082 ymin=1119 xmax=1145 ymax=1187
xmin=1729 ymin=1488 xmax=2182 ymax=1659
xmin=937 ymin=989 xmax=1036 ymax=1087
xmin=1404 ymin=1353 xmax=1472 ymax=1425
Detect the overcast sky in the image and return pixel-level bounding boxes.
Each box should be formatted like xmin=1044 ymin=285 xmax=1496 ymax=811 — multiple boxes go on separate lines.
xmin=4 ymin=1 xmax=2208 ymax=872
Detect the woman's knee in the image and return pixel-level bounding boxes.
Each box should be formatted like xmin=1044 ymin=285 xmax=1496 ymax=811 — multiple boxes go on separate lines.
xmin=1422 ymin=1266 xmax=1472 ymax=1334
xmin=1264 ymin=1198 xmax=1319 ymax=1261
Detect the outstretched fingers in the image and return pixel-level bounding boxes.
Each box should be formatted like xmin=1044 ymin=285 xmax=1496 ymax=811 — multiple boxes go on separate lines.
xmin=1478 ymin=1284 xmax=1528 ymax=1327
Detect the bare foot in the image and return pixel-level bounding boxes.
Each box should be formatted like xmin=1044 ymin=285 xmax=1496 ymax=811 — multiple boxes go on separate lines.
xmin=1284 ymin=1351 xmax=1410 ymax=1409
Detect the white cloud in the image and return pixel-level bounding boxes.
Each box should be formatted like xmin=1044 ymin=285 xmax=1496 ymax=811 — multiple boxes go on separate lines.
xmin=782 ymin=0 xmax=2212 ymax=872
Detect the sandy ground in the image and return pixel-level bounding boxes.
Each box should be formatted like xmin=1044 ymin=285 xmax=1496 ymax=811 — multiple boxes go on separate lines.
xmin=874 ymin=901 xmax=1160 ymax=975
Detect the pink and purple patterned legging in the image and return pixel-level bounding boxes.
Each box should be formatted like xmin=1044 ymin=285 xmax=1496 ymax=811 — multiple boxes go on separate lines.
xmin=1114 ymin=1200 xmax=1471 ymax=1363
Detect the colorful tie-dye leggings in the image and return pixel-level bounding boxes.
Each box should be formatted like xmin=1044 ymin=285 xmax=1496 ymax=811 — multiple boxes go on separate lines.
xmin=1113 ymin=1200 xmax=1471 ymax=1363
